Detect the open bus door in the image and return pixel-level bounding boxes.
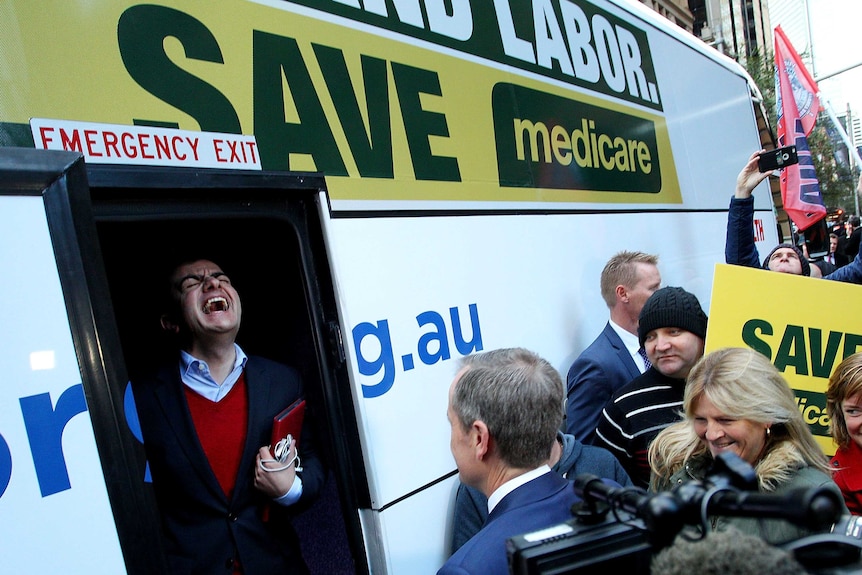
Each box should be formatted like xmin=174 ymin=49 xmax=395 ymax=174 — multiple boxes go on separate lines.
xmin=0 ymin=147 xmax=369 ymax=574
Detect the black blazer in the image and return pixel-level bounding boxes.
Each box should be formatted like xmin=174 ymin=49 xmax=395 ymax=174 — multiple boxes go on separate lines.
xmin=132 ymin=355 xmax=324 ymax=574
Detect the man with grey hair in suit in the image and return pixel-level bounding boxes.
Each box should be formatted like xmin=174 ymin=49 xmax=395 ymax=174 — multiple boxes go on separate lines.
xmin=439 ymin=348 xmax=586 ymax=575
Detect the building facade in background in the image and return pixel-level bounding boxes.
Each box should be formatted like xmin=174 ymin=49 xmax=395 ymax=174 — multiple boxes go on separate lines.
xmin=641 ymin=0 xmax=860 ymax=219
xmin=766 ymin=0 xmax=814 ymax=69
xmin=686 ymin=0 xmax=772 ymax=64
xmin=638 ymin=0 xmax=773 ymax=63
xmin=640 ymin=0 xmax=695 ymax=31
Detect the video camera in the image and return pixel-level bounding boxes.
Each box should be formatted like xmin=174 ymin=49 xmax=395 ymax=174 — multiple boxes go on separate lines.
xmin=507 ymin=453 xmax=862 ymax=574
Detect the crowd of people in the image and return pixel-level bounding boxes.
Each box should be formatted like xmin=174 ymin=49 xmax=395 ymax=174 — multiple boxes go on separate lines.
xmin=131 ymin=149 xmax=862 ymax=575
xmin=437 ymin=149 xmax=862 ymax=574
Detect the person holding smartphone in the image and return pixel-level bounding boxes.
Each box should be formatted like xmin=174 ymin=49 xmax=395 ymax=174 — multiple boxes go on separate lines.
xmin=725 ymin=150 xmax=862 ymax=283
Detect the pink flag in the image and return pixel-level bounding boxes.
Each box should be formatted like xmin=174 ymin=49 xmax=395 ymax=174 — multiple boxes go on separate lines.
xmin=774 ymin=25 xmax=825 ymax=231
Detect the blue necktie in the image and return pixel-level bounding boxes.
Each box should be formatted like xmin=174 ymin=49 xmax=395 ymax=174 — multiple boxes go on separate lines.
xmin=638 ymin=347 xmax=652 ymax=371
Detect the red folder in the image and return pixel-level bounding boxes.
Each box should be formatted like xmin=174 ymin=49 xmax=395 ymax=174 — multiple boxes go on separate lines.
xmin=262 ymin=398 xmax=306 ymax=522
xmin=270 ymin=398 xmax=305 ymax=452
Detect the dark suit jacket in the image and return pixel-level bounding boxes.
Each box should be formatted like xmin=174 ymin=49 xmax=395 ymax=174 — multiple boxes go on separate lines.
xmin=847 ymin=227 xmax=861 ymax=260
xmin=438 ymin=472 xmax=582 ymax=575
xmin=825 ymin=250 xmax=849 ymax=268
xmin=132 ymin=355 xmax=324 ymax=574
xmin=566 ymin=322 xmax=641 ymax=444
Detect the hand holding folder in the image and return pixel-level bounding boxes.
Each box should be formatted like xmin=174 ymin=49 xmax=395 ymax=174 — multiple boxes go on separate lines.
xmin=260 ymin=398 xmax=306 ymax=521
xmin=269 ymin=398 xmax=305 ymax=465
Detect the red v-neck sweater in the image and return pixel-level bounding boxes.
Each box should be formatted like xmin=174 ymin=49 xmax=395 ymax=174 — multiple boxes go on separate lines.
xmin=185 ymin=374 xmax=249 ymax=499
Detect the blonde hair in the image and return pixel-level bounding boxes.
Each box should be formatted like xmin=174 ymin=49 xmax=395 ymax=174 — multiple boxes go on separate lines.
xmin=599 ymin=251 xmax=659 ymax=307
xmin=649 ymin=347 xmax=829 ymax=492
xmin=826 ymin=352 xmax=862 ymax=449
xmin=649 ymin=420 xmax=702 ymax=492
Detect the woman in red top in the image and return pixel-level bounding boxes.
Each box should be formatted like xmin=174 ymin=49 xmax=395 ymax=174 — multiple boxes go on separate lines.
xmin=827 ymin=352 xmax=862 ymax=514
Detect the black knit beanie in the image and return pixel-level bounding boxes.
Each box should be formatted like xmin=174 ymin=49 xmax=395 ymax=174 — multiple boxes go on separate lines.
xmin=638 ymin=286 xmax=708 ymax=347
xmin=762 ymin=243 xmax=810 ymax=277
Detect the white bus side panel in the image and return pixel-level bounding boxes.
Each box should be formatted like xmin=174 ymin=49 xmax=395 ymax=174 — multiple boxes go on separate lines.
xmin=0 ymin=196 xmax=126 ymax=574
xmin=358 ymin=475 xmax=459 ymax=574
xmin=643 ymin=22 xmax=767 ymax=211
xmin=324 ymin=210 xmax=779 ymax=507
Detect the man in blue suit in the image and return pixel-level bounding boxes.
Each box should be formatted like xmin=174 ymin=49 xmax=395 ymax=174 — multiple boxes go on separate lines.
xmin=566 ymin=251 xmax=660 ymax=444
xmin=439 ymin=348 xmax=582 ymax=575
xmin=133 ymin=258 xmax=324 ymax=574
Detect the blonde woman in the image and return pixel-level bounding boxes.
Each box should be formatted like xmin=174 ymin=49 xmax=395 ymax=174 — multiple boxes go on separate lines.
xmin=649 ymin=347 xmax=844 ymax=543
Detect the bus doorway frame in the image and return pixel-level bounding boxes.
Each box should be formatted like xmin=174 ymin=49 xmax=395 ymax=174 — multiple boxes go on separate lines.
xmin=85 ymin=162 xmax=370 ymax=574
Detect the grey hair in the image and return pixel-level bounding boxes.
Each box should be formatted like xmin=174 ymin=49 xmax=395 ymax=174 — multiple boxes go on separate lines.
xmin=452 ymin=348 xmax=564 ymax=469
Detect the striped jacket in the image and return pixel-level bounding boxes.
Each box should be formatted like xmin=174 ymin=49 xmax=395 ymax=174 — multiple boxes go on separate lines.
xmin=594 ymin=367 xmax=686 ymax=488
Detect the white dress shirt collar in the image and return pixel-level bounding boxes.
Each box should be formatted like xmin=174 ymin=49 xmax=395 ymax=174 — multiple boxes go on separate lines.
xmin=487 ymin=464 xmax=551 ymax=514
xmin=608 ymin=319 xmax=648 ymax=373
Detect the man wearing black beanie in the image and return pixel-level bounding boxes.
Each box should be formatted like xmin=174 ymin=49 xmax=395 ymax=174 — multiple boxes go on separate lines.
xmin=595 ymin=286 xmax=707 ymax=487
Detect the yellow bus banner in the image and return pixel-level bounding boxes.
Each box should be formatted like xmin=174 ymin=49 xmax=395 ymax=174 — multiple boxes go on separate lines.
xmin=0 ymin=1 xmax=681 ymax=205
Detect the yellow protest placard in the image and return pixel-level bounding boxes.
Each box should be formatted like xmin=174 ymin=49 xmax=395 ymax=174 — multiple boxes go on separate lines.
xmin=707 ymin=264 xmax=862 ymax=455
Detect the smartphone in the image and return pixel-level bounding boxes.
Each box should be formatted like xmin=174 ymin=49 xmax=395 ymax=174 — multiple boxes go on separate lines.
xmin=758 ymin=145 xmax=799 ymax=172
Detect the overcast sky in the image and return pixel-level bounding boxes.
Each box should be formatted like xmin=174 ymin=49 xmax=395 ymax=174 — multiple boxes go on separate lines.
xmin=807 ymin=0 xmax=862 ymax=121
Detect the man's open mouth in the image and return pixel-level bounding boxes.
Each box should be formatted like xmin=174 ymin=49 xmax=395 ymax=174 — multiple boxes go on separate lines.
xmin=203 ymin=297 xmax=228 ymax=314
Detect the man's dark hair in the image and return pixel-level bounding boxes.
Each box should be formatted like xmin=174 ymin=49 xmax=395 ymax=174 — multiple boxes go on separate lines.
xmin=159 ymin=255 xmax=226 ymax=345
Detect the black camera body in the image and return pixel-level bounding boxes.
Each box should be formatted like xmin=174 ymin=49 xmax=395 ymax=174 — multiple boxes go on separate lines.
xmin=507 ymin=453 xmax=861 ymax=575
xmin=507 ymin=513 xmax=652 ymax=575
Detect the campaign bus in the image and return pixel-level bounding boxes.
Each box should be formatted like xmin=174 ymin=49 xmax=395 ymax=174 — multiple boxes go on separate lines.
xmin=0 ymin=0 xmax=779 ymax=572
